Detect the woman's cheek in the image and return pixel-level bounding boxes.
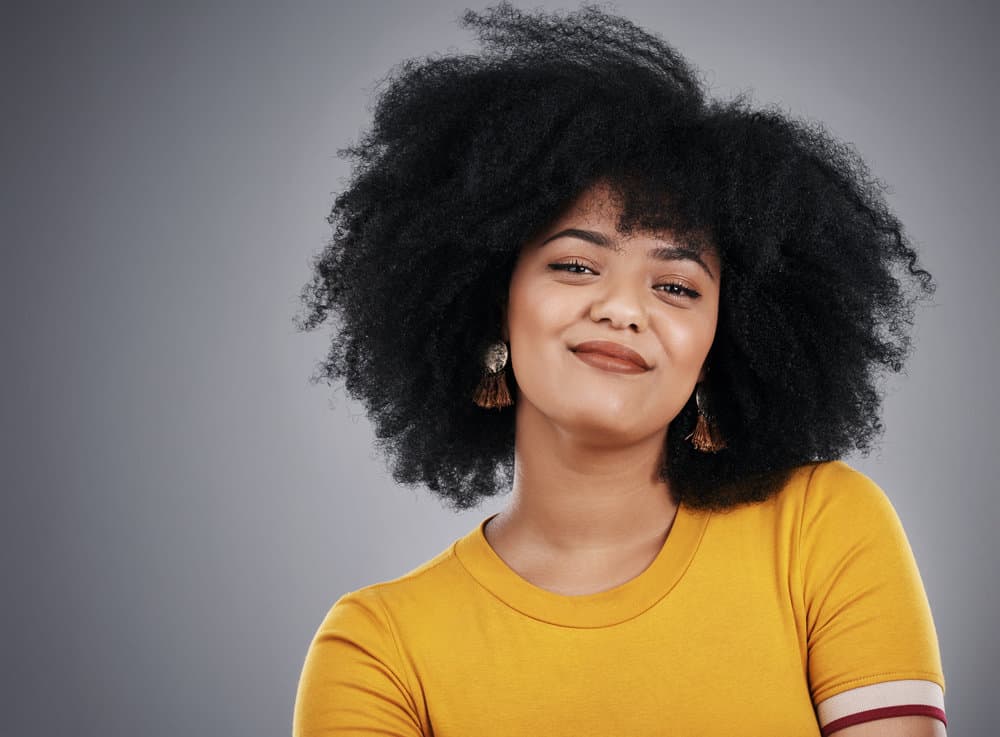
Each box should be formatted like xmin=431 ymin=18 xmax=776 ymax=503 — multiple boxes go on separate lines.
xmin=652 ymin=310 xmax=714 ymax=365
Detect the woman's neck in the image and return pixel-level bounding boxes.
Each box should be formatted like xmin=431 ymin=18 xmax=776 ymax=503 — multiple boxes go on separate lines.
xmin=490 ymin=399 xmax=678 ymax=557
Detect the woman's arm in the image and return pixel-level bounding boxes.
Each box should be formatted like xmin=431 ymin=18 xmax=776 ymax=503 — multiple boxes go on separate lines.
xmin=293 ymin=588 xmax=425 ymax=737
xmin=800 ymin=463 xmax=948 ymax=735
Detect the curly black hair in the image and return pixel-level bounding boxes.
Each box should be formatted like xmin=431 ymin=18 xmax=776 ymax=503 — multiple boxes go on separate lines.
xmin=293 ymin=1 xmax=935 ymax=513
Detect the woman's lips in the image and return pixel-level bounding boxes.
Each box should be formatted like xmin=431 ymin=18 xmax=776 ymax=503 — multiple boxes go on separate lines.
xmin=571 ymin=340 xmax=651 ymax=373
xmin=573 ymin=351 xmax=649 ymax=374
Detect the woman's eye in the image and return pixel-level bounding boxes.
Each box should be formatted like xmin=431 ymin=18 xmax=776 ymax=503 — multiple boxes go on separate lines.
xmin=547 ymin=260 xmax=595 ymax=275
xmin=656 ymin=282 xmax=701 ymax=299
xmin=549 ymin=262 xmax=701 ymax=300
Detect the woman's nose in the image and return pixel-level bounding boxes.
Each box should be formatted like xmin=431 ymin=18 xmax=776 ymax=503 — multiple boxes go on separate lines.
xmin=588 ymin=279 xmax=648 ymax=331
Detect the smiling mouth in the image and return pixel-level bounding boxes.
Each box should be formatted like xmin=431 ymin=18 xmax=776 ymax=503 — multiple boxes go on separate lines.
xmin=571 ymin=349 xmax=650 ymax=374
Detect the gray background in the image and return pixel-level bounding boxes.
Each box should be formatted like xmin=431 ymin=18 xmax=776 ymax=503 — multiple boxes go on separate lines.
xmin=4 ymin=1 xmax=997 ymax=735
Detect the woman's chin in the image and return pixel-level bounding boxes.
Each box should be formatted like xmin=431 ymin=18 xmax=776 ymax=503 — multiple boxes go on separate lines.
xmin=516 ymin=388 xmax=671 ymax=442
xmin=555 ymin=405 xmax=663 ymax=444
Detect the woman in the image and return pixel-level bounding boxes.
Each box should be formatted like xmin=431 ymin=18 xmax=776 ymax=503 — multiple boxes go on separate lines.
xmin=292 ymin=3 xmax=946 ymax=735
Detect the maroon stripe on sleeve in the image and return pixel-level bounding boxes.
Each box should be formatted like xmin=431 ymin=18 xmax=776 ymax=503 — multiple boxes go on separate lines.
xmin=820 ymin=704 xmax=947 ymax=736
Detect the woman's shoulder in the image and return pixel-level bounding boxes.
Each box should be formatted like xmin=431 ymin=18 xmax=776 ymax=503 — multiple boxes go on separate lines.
xmin=715 ymin=459 xmax=904 ymax=551
xmin=764 ymin=458 xmax=895 ymax=518
xmin=329 ymin=529 xmax=475 ymax=618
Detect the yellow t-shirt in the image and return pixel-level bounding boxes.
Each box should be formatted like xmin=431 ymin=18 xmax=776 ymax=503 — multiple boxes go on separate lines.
xmin=293 ymin=460 xmax=946 ymax=736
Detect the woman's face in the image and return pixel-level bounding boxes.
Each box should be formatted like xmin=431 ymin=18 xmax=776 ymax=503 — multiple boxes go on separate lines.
xmin=503 ymin=182 xmax=721 ymax=446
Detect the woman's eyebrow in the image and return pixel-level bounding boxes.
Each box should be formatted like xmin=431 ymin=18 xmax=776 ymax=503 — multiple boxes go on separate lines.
xmin=541 ymin=227 xmax=716 ymax=282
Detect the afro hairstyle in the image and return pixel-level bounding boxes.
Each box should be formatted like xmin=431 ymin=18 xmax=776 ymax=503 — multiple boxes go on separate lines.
xmin=294 ymin=1 xmax=935 ymax=512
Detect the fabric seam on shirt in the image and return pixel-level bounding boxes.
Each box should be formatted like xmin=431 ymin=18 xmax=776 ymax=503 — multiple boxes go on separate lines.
xmin=797 ymin=460 xmax=823 ymax=638
xmin=372 ymin=587 xmax=423 ymax=725
xmin=450 ymin=541 xmax=576 ymax=627
xmin=382 ymin=546 xmax=458 ymax=587
xmin=451 ymin=520 xmax=712 ymax=630
xmin=795 ymin=461 xmax=822 ymax=686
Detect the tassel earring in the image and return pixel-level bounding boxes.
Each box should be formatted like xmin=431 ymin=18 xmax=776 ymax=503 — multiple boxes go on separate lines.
xmin=472 ymin=340 xmax=513 ymax=409
xmin=686 ymin=383 xmax=726 ymax=452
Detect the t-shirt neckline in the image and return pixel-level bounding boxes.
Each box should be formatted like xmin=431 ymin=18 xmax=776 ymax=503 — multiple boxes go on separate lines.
xmin=454 ymin=503 xmax=711 ymax=628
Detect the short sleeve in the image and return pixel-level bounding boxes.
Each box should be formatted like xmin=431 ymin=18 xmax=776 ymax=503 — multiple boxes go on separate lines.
xmin=799 ymin=461 xmax=946 ymax=730
xmin=293 ymin=588 xmax=424 ymax=737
